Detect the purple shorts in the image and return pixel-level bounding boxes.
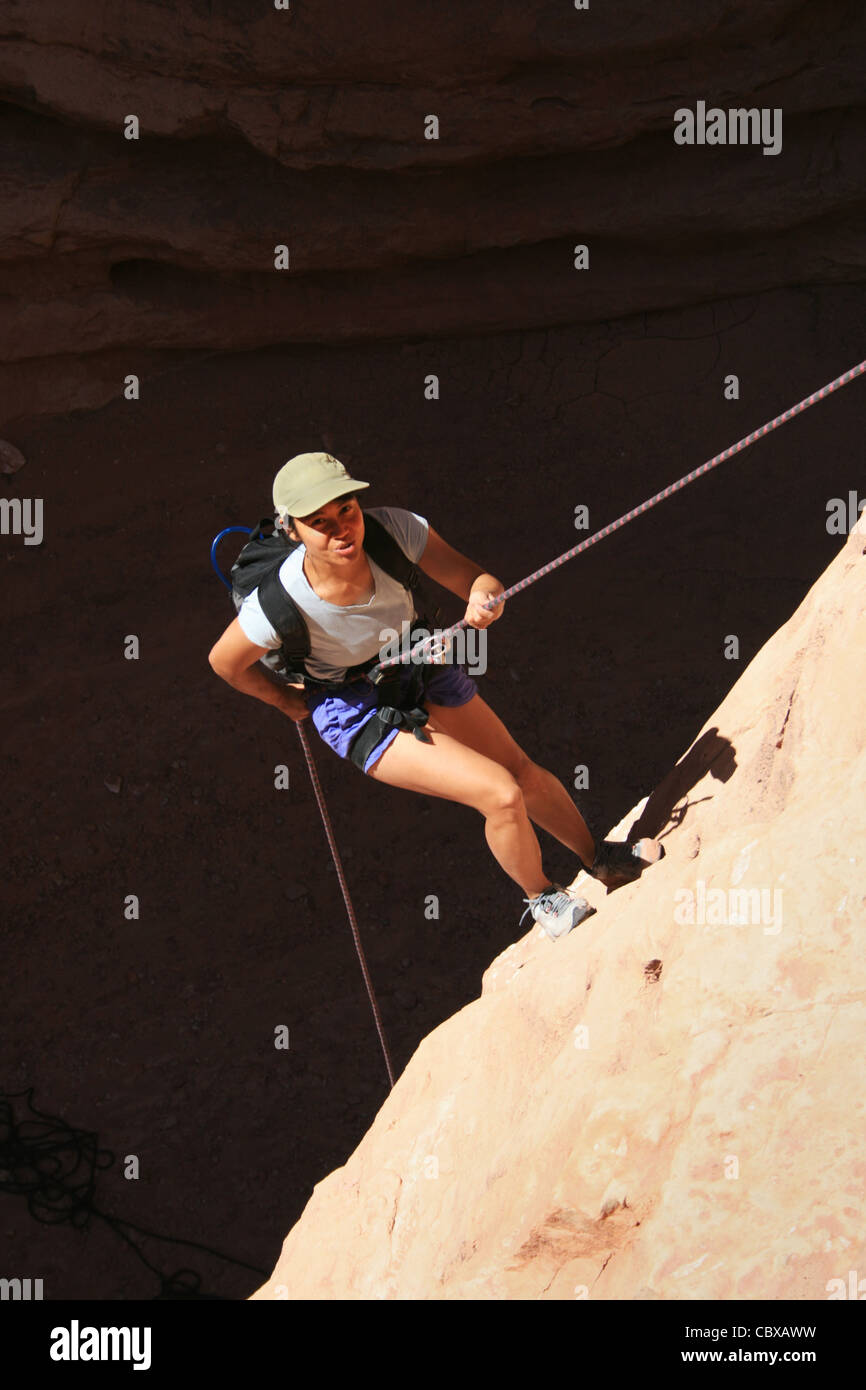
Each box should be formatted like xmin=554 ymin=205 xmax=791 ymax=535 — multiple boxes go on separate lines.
xmin=305 ymin=662 xmax=478 ymax=773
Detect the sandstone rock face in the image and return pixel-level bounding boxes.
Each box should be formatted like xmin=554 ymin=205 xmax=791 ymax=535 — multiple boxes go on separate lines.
xmin=250 ymin=514 xmax=866 ymax=1300
xmin=2 ymin=1 xmax=865 ymax=424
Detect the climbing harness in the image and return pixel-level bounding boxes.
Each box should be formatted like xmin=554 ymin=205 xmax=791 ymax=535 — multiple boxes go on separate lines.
xmin=341 ymin=659 xmax=437 ymax=775
xmin=212 ymin=359 xmax=865 ymax=1090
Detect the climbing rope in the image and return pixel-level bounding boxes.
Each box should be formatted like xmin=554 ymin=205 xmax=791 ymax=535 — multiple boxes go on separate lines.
xmin=217 ymin=358 xmax=864 ymax=1094
xmin=371 ymin=358 xmax=866 ymax=674
xmin=0 ymin=1087 xmax=268 ymax=1298
xmin=293 ymin=720 xmax=396 ymax=1088
xmin=211 ymin=537 xmax=396 ymax=1088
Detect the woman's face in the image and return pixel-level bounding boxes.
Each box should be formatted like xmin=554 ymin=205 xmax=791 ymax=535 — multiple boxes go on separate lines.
xmin=289 ymin=495 xmax=364 ymax=561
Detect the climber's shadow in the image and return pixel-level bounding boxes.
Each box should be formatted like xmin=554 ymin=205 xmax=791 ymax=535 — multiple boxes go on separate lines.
xmin=630 ymin=728 xmax=736 ymax=842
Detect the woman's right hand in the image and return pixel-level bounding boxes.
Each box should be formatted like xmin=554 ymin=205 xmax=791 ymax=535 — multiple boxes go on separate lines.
xmin=281 ymin=687 xmax=311 ymax=722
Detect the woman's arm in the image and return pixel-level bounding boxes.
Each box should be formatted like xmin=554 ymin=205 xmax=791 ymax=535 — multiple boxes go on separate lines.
xmin=417 ymin=525 xmax=506 ymax=628
xmin=208 ymin=617 xmax=309 ymax=720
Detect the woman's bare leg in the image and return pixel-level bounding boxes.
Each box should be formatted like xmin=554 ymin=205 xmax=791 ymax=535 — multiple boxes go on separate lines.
xmin=424 ymin=693 xmax=596 ymax=866
xmin=365 ymin=725 xmax=552 ymax=898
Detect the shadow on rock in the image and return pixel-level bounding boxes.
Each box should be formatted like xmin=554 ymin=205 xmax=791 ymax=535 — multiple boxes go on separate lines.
xmin=631 ymin=728 xmax=736 ymax=842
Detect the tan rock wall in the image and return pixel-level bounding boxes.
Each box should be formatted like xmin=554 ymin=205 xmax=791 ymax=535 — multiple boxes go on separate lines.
xmin=251 ymin=515 xmax=866 ymax=1299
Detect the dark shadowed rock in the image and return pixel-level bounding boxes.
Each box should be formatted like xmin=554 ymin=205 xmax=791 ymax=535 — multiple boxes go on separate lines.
xmin=1 ymin=0 xmax=864 ymax=424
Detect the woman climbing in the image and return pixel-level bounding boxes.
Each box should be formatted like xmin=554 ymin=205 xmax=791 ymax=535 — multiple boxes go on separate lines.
xmin=208 ymin=452 xmax=660 ymax=940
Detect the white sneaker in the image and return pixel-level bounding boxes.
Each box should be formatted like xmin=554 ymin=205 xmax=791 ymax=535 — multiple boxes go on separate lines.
xmin=519 ymin=883 xmax=596 ymax=940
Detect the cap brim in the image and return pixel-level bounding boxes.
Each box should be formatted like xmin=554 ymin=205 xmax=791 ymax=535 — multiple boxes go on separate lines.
xmin=278 ymin=478 xmax=370 ymax=517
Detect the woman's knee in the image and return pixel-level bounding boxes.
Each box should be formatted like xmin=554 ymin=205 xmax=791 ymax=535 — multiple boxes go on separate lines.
xmin=367 ymin=726 xmax=525 ymax=818
xmin=480 ymin=771 xmax=525 ymax=818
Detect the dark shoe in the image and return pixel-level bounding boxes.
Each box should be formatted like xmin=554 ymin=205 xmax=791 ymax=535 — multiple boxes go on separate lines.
xmin=589 ymin=838 xmax=665 ymax=890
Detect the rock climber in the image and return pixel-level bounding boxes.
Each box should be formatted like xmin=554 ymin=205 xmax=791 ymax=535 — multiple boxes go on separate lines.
xmin=208 ymin=452 xmax=661 ymax=939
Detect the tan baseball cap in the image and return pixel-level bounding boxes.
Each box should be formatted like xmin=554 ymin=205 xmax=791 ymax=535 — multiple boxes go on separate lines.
xmin=272 ymin=452 xmax=369 ymax=519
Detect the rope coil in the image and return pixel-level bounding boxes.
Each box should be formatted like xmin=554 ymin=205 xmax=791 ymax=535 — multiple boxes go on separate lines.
xmin=0 ymin=1088 xmax=267 ymax=1297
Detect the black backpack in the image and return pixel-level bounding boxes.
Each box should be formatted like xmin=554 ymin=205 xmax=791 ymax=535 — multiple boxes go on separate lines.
xmin=229 ymin=512 xmax=441 ymax=687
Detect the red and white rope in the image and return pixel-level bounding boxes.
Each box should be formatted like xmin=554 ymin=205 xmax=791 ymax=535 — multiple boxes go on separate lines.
xmin=373 ymin=359 xmax=866 ymax=671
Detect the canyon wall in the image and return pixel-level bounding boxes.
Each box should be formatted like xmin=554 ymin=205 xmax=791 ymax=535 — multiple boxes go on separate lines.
xmin=251 ymin=514 xmax=866 ymax=1300
xmin=2 ymin=0 xmax=864 ymax=424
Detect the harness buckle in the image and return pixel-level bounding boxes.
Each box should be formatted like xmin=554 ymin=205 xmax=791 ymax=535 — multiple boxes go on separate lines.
xmin=377 ymin=705 xmax=404 ymax=728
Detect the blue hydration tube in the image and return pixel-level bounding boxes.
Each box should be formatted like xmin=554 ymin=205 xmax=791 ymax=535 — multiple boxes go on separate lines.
xmin=210 ymin=526 xmax=252 ymax=591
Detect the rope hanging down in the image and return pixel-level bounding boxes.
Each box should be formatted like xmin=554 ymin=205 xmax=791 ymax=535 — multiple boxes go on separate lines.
xmin=294 ymin=357 xmax=865 ymax=1092
xmin=372 ymin=358 xmax=866 ymax=675
xmin=293 ymin=720 xmax=396 ymax=1088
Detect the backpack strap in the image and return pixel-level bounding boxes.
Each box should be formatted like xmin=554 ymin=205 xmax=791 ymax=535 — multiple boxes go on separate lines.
xmin=258 ymin=563 xmax=310 ymax=668
xmin=360 ymin=513 xmax=443 ymax=651
xmin=247 ymin=509 xmax=430 ymax=682
xmin=360 ymin=512 xmax=422 ymax=594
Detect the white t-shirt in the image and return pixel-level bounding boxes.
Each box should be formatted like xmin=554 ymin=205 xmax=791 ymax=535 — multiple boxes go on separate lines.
xmin=237 ymin=506 xmax=430 ymax=681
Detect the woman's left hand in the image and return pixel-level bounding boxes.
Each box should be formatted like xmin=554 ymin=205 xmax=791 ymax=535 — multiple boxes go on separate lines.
xmin=465 ymin=587 xmax=506 ymax=629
